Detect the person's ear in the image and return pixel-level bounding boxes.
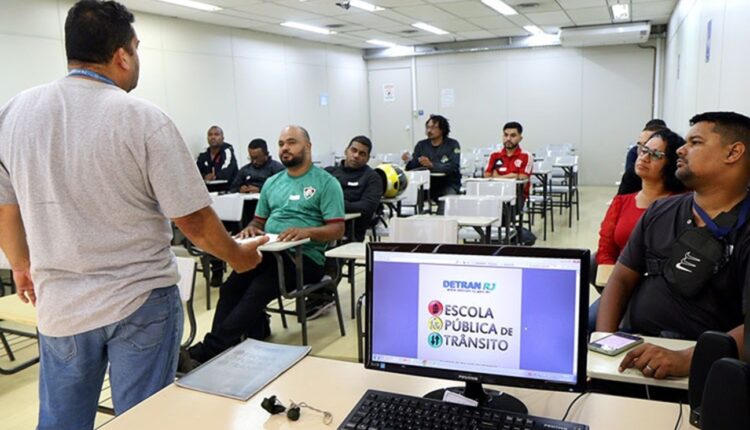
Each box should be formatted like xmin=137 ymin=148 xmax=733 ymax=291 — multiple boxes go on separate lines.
xmin=726 ymin=141 xmax=746 ymax=164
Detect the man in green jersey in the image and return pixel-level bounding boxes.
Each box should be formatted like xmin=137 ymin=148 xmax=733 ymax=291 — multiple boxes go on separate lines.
xmin=183 ymin=125 xmax=345 ymax=367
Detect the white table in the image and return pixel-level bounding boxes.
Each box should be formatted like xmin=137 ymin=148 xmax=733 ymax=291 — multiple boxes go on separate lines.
xmin=101 ymin=356 xmax=694 ymax=430
xmin=588 ymin=332 xmax=693 ymax=390
xmin=325 ymin=242 xmax=367 ymax=318
xmin=412 ymin=213 xmax=500 ymax=243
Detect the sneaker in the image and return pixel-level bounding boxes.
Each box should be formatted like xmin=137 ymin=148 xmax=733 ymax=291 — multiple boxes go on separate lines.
xmin=177 ymin=347 xmax=201 ymax=375
xmin=210 ymin=271 xmax=223 ymax=287
xmin=305 ymin=295 xmax=336 ymax=320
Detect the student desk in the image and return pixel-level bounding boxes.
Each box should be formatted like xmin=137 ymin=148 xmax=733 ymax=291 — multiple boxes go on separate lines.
xmin=588 ymin=332 xmax=692 ymax=390
xmin=411 ymin=213 xmax=500 ymax=244
xmin=100 ymin=356 xmax=692 ymax=430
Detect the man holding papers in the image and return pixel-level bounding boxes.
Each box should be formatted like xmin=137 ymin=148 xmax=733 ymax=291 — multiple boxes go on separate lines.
xmin=182 ymin=125 xmax=345 ymax=370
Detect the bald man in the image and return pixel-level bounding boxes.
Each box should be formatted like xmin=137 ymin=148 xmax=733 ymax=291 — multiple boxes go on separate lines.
xmin=182 ymin=125 xmax=345 ymax=369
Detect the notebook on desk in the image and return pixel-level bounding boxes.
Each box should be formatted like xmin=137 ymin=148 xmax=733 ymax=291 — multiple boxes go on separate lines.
xmin=175 ymin=339 xmax=310 ymax=401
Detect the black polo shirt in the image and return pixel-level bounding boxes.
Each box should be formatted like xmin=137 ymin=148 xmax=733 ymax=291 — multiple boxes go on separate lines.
xmin=325 ymin=162 xmax=383 ymax=242
xmin=619 ymin=193 xmax=750 ymax=339
xmin=405 ymin=137 xmax=461 ymax=191
xmin=229 ymin=158 xmax=285 ymax=192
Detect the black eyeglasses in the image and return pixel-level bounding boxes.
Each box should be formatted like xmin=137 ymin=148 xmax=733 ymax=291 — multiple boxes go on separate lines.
xmin=637 ymin=143 xmax=665 ymax=160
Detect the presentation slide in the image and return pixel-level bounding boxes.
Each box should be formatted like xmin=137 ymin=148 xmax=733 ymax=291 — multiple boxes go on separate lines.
xmin=417 ymin=264 xmax=522 ymax=372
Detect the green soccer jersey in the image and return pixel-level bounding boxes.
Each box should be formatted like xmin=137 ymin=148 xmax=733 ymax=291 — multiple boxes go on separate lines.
xmin=255 ymin=165 xmax=345 ymax=266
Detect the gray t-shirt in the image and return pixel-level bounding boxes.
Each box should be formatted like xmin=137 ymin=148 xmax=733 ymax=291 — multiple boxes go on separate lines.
xmin=0 ymin=77 xmax=212 ymax=336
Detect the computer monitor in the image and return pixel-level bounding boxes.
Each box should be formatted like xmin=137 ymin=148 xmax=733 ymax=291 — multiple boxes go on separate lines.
xmin=365 ymin=243 xmax=589 ymax=413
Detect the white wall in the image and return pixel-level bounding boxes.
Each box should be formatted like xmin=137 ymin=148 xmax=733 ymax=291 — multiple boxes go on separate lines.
xmin=367 ymin=44 xmax=655 ymax=186
xmin=0 ymin=0 xmax=369 ymax=159
xmin=663 ymin=0 xmax=750 ymax=135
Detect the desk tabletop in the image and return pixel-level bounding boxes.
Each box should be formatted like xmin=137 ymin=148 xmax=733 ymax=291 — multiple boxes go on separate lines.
xmin=237 ymin=234 xmax=310 ymax=252
xmin=205 ymin=179 xmax=228 ymax=185
xmin=595 ymin=264 xmax=614 ymax=288
xmin=438 ymin=194 xmax=515 ymax=203
xmin=587 ymin=332 xmax=692 ymax=390
xmin=102 ymin=356 xmax=692 ymax=430
xmin=430 ymin=172 xmax=447 ymax=177
xmin=325 ymin=242 xmax=366 ymax=260
xmin=344 ymin=213 xmax=361 ymax=221
xmin=410 ymin=214 xmax=498 ymax=227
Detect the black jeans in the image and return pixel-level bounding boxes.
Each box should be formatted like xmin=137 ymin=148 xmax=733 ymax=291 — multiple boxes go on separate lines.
xmin=194 ymin=252 xmax=324 ymax=362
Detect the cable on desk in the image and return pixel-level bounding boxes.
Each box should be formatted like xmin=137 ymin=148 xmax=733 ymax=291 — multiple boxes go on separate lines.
xmin=674 ymin=400 xmax=683 ymax=430
xmin=561 ymin=392 xmax=588 ymax=421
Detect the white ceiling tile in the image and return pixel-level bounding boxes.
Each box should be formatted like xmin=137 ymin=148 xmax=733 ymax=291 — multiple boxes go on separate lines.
xmin=337 ymin=11 xmax=407 ymax=28
xmin=411 ymin=34 xmax=458 ymax=43
xmin=567 ymin=6 xmax=611 ymax=25
xmin=505 ymin=14 xmax=533 ymax=27
xmin=457 ymin=30 xmax=498 ymax=40
xmin=556 ymin=0 xmax=608 ymax=8
xmin=231 ymin=3 xmax=320 ymax=21
xmin=369 ymin=9 xmax=420 ymax=25
xmin=525 ymin=10 xmax=574 ymax=26
xmin=374 ymin=0 xmax=427 ymax=6
xmin=632 ymin=1 xmax=678 ymax=18
xmin=435 ymin=1 xmax=499 ymax=18
xmin=271 ymin=0 xmax=351 ymax=16
xmin=428 ymin=19 xmax=481 ymax=32
xmin=491 ymin=28 xmax=530 ymax=37
xmin=508 ymin=0 xmax=563 ymax=13
xmin=467 ymin=15 xmax=518 ymax=30
xmin=392 ymin=5 xmax=458 ymax=21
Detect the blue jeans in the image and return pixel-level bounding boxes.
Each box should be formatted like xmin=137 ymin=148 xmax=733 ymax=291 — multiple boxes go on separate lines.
xmin=37 ymin=286 xmax=183 ymax=430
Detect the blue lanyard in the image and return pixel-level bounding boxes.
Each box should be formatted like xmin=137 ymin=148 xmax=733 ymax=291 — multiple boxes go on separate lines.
xmin=693 ymin=194 xmax=750 ymax=239
xmin=67 ymin=68 xmax=116 ymax=86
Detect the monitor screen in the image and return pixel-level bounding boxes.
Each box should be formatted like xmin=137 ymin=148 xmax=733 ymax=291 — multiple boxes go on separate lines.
xmin=365 ymin=243 xmax=589 ymax=393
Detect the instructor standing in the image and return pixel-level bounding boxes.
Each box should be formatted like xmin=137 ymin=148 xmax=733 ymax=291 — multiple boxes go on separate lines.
xmin=0 ymin=1 xmax=266 ymax=429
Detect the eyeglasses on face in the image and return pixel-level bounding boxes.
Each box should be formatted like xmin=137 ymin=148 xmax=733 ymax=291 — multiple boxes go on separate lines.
xmin=636 ymin=143 xmax=665 ymax=160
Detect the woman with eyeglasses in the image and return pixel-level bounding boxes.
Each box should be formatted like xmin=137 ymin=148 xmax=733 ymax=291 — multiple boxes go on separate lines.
xmin=589 ymin=129 xmax=687 ymax=331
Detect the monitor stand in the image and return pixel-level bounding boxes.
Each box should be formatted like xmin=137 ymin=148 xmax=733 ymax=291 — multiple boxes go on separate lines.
xmin=424 ymin=381 xmax=528 ymax=414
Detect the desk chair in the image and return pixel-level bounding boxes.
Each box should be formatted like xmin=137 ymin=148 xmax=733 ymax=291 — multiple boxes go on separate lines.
xmin=355 ymin=217 xmax=459 ymax=362
xmin=465 ymin=180 xmax=522 ymax=243
xmin=0 ymin=253 xmax=14 ymax=296
xmin=548 ymin=155 xmax=580 ymax=227
xmin=265 ymin=247 xmax=346 ymax=346
xmin=442 ymin=195 xmax=507 ymax=243
xmin=528 ymin=160 xmax=555 ymax=240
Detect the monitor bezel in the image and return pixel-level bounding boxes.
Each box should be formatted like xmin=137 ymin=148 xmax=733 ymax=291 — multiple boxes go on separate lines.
xmin=365 ymin=242 xmax=590 ymax=394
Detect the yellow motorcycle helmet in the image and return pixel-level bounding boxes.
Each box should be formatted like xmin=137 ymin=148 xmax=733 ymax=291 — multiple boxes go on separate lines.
xmin=375 ymin=163 xmax=409 ymax=198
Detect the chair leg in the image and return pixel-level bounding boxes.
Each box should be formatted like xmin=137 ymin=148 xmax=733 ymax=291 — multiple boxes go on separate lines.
xmin=332 ymin=287 xmax=346 ymax=337
xmin=0 ymin=332 xmax=15 ymax=361
xmin=575 ymin=188 xmax=580 ymax=221
xmin=200 ymin=255 xmax=211 ymax=311
xmin=276 ymin=296 xmax=288 ymax=329
xmin=297 ymin=296 xmax=308 ymax=346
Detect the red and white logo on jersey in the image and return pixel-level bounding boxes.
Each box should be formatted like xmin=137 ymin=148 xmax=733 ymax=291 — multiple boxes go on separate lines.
xmin=514 ymin=159 xmax=522 ymax=168
xmin=303 ymin=186 xmax=317 ymax=199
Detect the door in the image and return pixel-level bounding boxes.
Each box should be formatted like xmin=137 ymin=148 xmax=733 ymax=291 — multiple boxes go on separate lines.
xmin=368 ymin=67 xmax=414 ymax=157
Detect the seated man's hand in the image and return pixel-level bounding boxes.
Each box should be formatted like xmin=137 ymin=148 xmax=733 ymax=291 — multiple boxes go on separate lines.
xmin=204 ymin=173 xmax=216 ymax=181
xmin=235 ymin=224 xmax=265 ymax=239
xmin=618 ymin=343 xmax=693 ymax=379
xmin=418 ymin=156 xmax=433 ymax=169
xmin=278 ymin=227 xmax=311 ymax=242
xmin=229 ymin=236 xmax=269 ymax=273
xmin=240 ymin=185 xmax=260 ymax=194
xmin=401 ymin=151 xmax=410 ymax=162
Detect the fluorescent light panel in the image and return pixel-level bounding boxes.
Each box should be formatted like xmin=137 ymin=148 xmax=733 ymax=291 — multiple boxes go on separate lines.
xmin=281 ymin=21 xmax=336 ymax=35
xmin=480 ymin=0 xmax=517 ymax=16
xmin=412 ymin=22 xmax=449 ymax=35
xmin=523 ymin=25 xmax=544 ymax=36
xmin=156 ymin=0 xmax=222 ymax=12
xmin=350 ymin=0 xmax=384 ymax=12
xmin=611 ymin=4 xmax=630 ymax=21
xmin=367 ymin=39 xmax=397 ymax=48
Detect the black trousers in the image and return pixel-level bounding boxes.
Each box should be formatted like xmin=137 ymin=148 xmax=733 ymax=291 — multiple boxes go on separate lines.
xmin=196 ymin=252 xmax=324 ymax=361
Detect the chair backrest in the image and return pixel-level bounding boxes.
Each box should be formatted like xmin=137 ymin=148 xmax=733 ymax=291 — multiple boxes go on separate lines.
xmin=443 ymin=195 xmax=504 ymax=226
xmin=211 ymin=193 xmax=244 ymax=222
xmin=410 ymin=169 xmax=430 ymax=190
xmin=465 ymin=180 xmax=516 ymax=199
xmin=402 ymin=172 xmax=421 ymax=206
xmin=390 ymin=217 xmax=459 ymax=244
xmin=175 ymin=256 xmax=196 ymax=302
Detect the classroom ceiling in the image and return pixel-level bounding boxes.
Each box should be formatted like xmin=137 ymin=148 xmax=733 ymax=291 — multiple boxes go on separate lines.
xmin=120 ymin=0 xmax=677 ymax=49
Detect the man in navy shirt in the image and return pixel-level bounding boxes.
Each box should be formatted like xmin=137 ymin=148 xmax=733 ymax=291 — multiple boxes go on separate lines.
xmin=230 ymin=138 xmax=284 ymax=193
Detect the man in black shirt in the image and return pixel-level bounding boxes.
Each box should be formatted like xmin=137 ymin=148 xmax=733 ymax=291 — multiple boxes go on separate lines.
xmin=598 ymin=111 xmax=750 ymax=380
xmin=326 ymin=136 xmax=383 ymax=242
xmin=196 ymin=125 xmax=238 ymax=188
xmin=230 ymin=138 xmax=284 ymax=193
xmin=402 ymin=115 xmax=461 ymax=214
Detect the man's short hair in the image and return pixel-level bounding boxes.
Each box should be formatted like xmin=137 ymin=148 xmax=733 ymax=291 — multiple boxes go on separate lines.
xmin=690 ymin=112 xmax=750 ymax=147
xmin=208 ymin=125 xmax=223 ymax=135
xmin=644 ymin=118 xmax=667 ymax=129
xmin=503 ymin=121 xmax=523 ymax=134
xmin=65 ymin=0 xmax=135 ymax=64
xmin=348 ymin=135 xmax=372 ymax=155
xmin=248 ymin=138 xmax=268 ymax=154
xmin=288 ymin=125 xmax=310 ymax=142
xmin=426 ymin=115 xmax=450 ymax=138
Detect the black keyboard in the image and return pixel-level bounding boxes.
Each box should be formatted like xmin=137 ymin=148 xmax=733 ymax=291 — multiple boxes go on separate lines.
xmin=338 ymin=389 xmax=588 ymax=430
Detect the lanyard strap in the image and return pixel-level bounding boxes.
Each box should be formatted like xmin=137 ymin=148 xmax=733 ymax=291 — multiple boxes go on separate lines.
xmin=692 ymin=194 xmax=750 ymax=239
xmin=67 ymin=68 xmax=116 ymax=86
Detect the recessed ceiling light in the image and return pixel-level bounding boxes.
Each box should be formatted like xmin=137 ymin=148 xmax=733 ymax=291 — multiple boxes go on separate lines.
xmin=350 ymin=0 xmax=385 ymax=12
xmin=281 ymin=21 xmax=336 ymax=35
xmin=611 ymin=4 xmax=630 ymax=21
xmin=366 ymin=39 xmax=397 ymax=48
xmin=412 ymin=22 xmax=449 ymax=35
xmin=523 ymin=25 xmax=544 ymax=36
xmin=156 ymin=0 xmax=222 ymax=12
xmin=480 ymin=0 xmax=517 ymax=16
